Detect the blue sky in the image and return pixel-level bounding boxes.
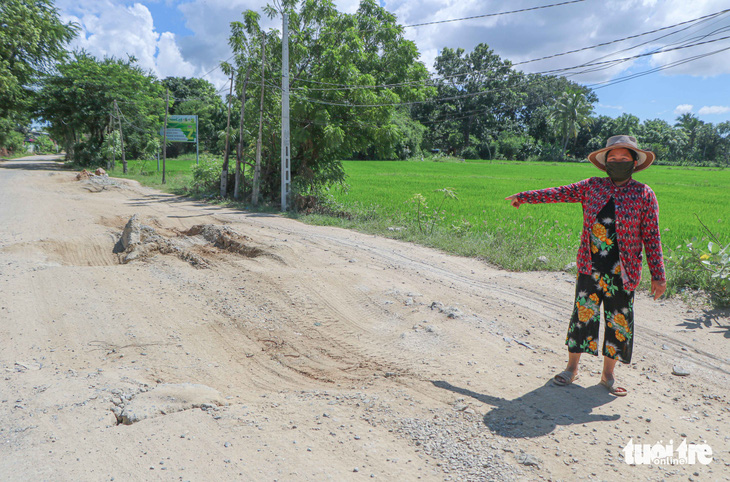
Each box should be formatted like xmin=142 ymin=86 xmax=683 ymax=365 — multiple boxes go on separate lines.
xmin=56 ymin=0 xmax=730 ymax=126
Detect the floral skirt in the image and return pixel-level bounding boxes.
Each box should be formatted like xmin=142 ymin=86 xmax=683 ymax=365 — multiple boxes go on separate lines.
xmin=566 ymin=271 xmax=635 ymax=363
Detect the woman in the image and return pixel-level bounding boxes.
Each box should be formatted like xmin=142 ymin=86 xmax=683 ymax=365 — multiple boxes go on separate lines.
xmin=506 ymin=135 xmax=667 ymax=396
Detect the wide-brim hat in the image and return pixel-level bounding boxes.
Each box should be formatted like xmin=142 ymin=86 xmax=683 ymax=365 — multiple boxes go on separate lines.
xmin=588 ymin=135 xmax=655 ymax=172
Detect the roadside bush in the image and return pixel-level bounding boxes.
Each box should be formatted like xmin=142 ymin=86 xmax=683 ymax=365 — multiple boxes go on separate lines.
xmin=667 ymin=228 xmax=730 ymax=307
xmin=2 ymin=130 xmax=25 ymax=154
xmin=101 ymin=131 xmax=122 ymax=170
xmin=189 ymin=156 xmax=223 ymax=195
xmin=72 ymin=140 xmax=104 ymax=167
xmin=33 ymin=135 xmax=55 ymax=154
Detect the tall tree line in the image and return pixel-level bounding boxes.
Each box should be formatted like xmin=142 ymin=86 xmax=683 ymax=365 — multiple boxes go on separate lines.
xmin=3 ymin=0 xmax=729 ymax=203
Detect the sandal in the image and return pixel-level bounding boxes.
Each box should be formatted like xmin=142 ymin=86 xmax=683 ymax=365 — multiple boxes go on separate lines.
xmin=600 ymin=378 xmax=627 ymax=396
xmin=553 ymin=370 xmax=579 ymax=386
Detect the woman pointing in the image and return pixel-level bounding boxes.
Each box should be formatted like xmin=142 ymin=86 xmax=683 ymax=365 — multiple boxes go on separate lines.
xmin=506 ymin=135 xmax=667 ymax=396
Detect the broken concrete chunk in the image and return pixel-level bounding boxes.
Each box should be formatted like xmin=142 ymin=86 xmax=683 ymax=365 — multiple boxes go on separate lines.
xmin=121 ymin=214 xmax=141 ymax=251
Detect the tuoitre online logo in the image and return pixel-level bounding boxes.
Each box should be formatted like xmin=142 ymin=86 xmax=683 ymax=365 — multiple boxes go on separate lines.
xmin=623 ymin=438 xmax=713 ymax=465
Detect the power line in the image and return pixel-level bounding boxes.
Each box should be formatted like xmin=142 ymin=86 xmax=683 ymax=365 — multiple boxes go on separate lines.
xmin=288 ymin=8 xmax=730 ymax=92
xmin=540 ymin=33 xmax=730 ymax=77
xmin=589 ymin=44 xmax=730 ymax=91
xmin=401 ymin=0 xmax=587 ymax=28
xmin=284 ymin=34 xmax=730 ymax=109
xmin=199 ymin=53 xmax=235 ymax=80
xmin=512 ymin=8 xmax=730 ymax=67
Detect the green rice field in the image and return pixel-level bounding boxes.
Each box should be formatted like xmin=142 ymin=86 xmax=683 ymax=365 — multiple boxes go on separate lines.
xmin=322 ymin=159 xmax=729 ymax=269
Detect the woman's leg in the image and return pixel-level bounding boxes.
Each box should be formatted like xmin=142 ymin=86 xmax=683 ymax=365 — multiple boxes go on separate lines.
xmin=600 ymin=273 xmax=634 ymax=395
xmin=557 ymin=273 xmax=602 ymax=384
xmin=563 ymin=352 xmax=582 ymax=377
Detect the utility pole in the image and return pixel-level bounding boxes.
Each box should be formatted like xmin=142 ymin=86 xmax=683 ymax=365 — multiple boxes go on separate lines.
xmin=221 ymin=70 xmax=234 ymax=198
xmin=280 ymin=12 xmax=291 ymax=212
xmin=108 ymin=112 xmax=115 ymax=170
xmin=114 ymin=100 xmax=126 ymax=174
xmin=162 ymin=88 xmax=169 ymax=184
xmin=235 ymin=65 xmax=251 ymax=201
xmin=251 ymin=31 xmax=266 ymax=207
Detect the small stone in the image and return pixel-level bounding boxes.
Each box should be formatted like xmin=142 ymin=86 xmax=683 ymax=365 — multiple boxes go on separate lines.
xmin=430 ymin=301 xmax=444 ymax=311
xmin=537 ymin=256 xmax=548 ymax=264
xmin=518 ymin=451 xmax=541 ymax=467
xmin=224 ymin=442 xmax=231 ymax=448
xmin=672 ymin=365 xmax=690 ymax=376
xmin=443 ymin=307 xmax=462 ymax=319
xmin=353 ymin=467 xmax=359 ymax=473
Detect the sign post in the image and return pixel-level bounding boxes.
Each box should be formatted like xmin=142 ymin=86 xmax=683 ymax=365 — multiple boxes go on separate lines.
xmin=160 ymin=114 xmax=199 ymax=173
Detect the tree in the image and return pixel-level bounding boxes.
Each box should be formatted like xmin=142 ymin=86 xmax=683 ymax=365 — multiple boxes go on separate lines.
xmin=717 ymin=121 xmax=730 ymax=166
xmin=161 ymin=76 xmax=226 ymax=154
xmin=226 ymin=0 xmax=434 ymax=202
xmin=418 ymin=44 xmax=523 ymax=159
xmin=0 ymin=0 xmax=78 ymax=149
xmin=674 ymin=113 xmax=704 ymax=158
xmin=637 ymin=118 xmax=686 ymax=163
xmin=36 ymin=51 xmax=164 ymax=165
xmin=548 ymin=88 xmax=594 ymax=159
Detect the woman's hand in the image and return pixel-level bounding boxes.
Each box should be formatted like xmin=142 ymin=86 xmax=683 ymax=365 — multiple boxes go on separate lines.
xmin=651 ymin=280 xmax=667 ymax=300
xmin=505 ymin=194 xmax=523 ymax=209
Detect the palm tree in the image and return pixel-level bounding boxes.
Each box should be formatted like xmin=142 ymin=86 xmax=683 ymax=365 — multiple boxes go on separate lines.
xmin=674 ymin=112 xmax=704 ymax=154
xmin=549 ymin=89 xmax=594 ymax=159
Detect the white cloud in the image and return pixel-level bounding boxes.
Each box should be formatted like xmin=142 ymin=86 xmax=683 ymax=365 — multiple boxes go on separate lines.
xmin=674 ymin=104 xmax=694 ymax=114
xmin=598 ymin=104 xmax=624 ymax=111
xmin=156 ymin=32 xmax=197 ymax=78
xmin=58 ymin=0 xmax=216 ymax=79
xmin=55 ymin=0 xmax=730 ymax=107
xmin=384 ymin=0 xmax=730 ymax=81
xmin=698 ymin=105 xmax=730 ymax=115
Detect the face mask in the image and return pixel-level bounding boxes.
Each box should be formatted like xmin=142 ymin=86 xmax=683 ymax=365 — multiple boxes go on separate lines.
xmin=605 ymin=161 xmax=635 ymax=183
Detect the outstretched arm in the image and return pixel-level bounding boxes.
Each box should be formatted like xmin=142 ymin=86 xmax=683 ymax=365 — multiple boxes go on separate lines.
xmin=505 ymin=179 xmax=589 ymax=209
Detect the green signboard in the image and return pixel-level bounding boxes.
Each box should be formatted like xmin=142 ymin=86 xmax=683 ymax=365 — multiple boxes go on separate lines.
xmin=162 ymin=115 xmax=197 ymax=143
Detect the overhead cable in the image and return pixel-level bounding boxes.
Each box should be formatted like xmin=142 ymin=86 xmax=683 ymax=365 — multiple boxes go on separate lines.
xmin=286 ymin=35 xmax=730 ymax=108
xmin=288 ymin=8 xmax=730 ymax=91
xmin=401 ymin=0 xmax=587 ymax=28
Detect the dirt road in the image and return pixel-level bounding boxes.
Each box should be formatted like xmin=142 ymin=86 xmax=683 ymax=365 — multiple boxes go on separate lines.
xmin=1 ymin=156 xmax=728 ymax=481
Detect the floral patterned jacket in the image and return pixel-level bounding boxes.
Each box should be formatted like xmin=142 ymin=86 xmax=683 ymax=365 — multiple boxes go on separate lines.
xmin=516 ymin=176 xmax=665 ymax=291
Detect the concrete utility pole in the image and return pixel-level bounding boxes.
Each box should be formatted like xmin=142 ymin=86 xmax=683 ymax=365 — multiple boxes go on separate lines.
xmin=162 ymin=88 xmax=169 ymax=184
xmin=251 ymin=31 xmax=266 ymax=207
xmin=221 ymin=71 xmax=234 ymax=198
xmin=280 ymin=12 xmax=291 ymax=212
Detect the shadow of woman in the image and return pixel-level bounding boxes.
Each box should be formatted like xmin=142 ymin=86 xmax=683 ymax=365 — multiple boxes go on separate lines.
xmin=432 ymin=379 xmax=621 ymax=439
